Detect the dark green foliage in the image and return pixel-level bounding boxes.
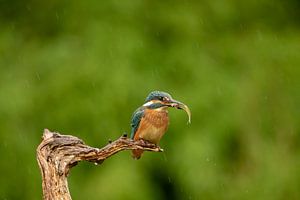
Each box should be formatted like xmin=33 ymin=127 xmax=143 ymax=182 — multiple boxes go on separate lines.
xmin=0 ymin=0 xmax=300 ymax=199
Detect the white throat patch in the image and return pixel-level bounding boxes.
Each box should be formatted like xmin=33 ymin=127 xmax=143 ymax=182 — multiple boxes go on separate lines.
xmin=143 ymin=101 xmax=154 ymax=107
xmin=143 ymin=100 xmax=168 ymax=111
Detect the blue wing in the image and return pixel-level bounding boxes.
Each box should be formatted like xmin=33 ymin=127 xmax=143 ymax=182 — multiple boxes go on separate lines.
xmin=130 ymin=107 xmax=145 ymax=139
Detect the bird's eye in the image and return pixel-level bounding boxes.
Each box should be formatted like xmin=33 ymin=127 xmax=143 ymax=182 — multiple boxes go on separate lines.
xmin=162 ymin=97 xmax=169 ymax=101
xmin=159 ymin=96 xmax=164 ymax=101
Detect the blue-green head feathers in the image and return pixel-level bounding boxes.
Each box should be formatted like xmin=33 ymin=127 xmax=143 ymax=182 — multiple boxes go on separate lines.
xmin=145 ymin=91 xmax=172 ymax=102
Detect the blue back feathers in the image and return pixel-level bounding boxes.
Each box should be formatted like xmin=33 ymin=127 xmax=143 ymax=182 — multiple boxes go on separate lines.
xmin=130 ymin=107 xmax=145 ymax=139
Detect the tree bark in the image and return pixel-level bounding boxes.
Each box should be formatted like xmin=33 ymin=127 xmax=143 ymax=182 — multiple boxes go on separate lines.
xmin=36 ymin=129 xmax=162 ymax=200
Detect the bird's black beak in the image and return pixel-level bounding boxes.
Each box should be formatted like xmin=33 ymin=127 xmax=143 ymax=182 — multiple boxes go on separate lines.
xmin=167 ymin=99 xmax=191 ymax=124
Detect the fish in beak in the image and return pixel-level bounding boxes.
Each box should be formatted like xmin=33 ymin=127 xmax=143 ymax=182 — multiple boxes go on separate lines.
xmin=168 ymin=99 xmax=191 ymax=124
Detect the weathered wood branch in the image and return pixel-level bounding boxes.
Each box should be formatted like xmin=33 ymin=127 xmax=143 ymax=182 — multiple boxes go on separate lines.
xmin=37 ymin=129 xmax=162 ymax=200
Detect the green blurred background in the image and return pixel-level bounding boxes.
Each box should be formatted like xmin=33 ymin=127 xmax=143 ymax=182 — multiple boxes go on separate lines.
xmin=1 ymin=0 xmax=300 ymax=199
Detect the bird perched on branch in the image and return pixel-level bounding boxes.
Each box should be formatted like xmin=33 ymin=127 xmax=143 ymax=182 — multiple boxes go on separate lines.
xmin=130 ymin=91 xmax=191 ymax=159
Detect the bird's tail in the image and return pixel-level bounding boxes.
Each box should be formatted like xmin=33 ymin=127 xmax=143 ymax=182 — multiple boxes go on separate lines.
xmin=132 ymin=149 xmax=143 ymax=160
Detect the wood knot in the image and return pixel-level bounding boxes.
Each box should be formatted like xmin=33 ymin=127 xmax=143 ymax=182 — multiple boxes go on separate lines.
xmin=43 ymin=129 xmax=54 ymax=140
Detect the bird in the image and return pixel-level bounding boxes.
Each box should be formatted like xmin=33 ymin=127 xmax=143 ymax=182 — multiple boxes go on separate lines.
xmin=130 ymin=91 xmax=191 ymax=159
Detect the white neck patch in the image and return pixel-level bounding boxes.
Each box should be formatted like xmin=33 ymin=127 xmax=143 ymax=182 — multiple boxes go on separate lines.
xmin=142 ymin=101 xmax=168 ymax=111
xmin=143 ymin=101 xmax=154 ymax=107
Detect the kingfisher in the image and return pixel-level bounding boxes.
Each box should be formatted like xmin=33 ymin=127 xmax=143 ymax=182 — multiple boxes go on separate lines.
xmin=130 ymin=91 xmax=191 ymax=159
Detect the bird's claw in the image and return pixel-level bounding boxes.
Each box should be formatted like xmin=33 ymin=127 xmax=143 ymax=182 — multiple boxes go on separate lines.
xmin=138 ymin=138 xmax=149 ymax=146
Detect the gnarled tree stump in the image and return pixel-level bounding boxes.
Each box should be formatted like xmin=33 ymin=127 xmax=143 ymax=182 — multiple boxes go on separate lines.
xmin=37 ymin=129 xmax=162 ymax=200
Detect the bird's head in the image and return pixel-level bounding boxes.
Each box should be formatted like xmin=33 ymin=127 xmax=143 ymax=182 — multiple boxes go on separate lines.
xmin=143 ymin=91 xmax=191 ymax=123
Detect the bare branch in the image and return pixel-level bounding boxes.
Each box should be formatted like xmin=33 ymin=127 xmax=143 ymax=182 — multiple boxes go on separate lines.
xmin=37 ymin=129 xmax=162 ymax=200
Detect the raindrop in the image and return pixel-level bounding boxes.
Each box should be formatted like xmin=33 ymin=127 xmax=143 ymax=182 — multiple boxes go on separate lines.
xmin=36 ymin=72 xmax=41 ymax=80
xmin=151 ymin=68 xmax=158 ymax=77
xmin=139 ymin=40 xmax=144 ymax=48
xmin=162 ymin=152 xmax=168 ymax=162
xmin=217 ymin=86 xmax=222 ymax=95
xmin=199 ymin=18 xmax=204 ymax=25
xmin=26 ymin=5 xmax=31 ymax=11
xmin=256 ymin=29 xmax=263 ymax=41
xmin=25 ymin=80 xmax=30 ymax=88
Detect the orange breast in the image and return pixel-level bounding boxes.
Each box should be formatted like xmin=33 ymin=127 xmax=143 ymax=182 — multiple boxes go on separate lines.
xmin=134 ymin=109 xmax=169 ymax=144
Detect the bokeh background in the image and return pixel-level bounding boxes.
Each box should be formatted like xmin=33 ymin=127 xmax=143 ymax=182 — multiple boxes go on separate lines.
xmin=1 ymin=0 xmax=300 ymax=199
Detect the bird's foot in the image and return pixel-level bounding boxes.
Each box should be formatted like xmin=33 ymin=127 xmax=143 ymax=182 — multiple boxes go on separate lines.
xmin=138 ymin=138 xmax=150 ymax=146
xmin=136 ymin=139 xmax=163 ymax=152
